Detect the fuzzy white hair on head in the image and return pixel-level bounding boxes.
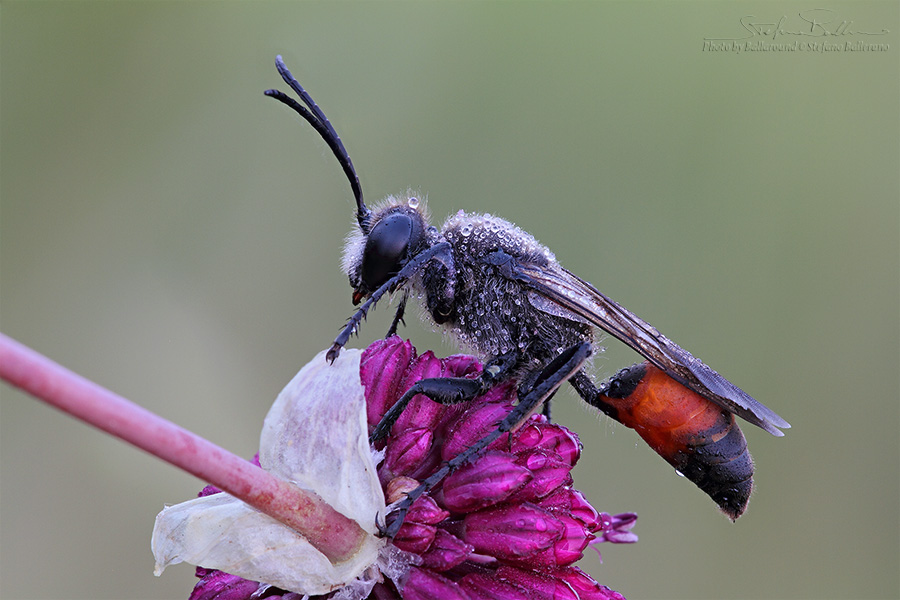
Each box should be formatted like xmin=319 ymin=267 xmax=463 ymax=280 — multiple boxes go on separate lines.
xmin=341 ymin=223 xmax=366 ymax=277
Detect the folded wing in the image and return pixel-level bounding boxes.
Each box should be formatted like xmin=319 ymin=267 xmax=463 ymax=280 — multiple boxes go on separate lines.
xmin=515 ymin=262 xmax=791 ymax=436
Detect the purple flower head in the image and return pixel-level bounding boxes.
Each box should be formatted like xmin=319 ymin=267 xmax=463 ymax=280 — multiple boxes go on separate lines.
xmin=186 ymin=338 xmax=635 ymax=599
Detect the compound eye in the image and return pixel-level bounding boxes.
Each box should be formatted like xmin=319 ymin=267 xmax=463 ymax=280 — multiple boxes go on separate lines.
xmin=361 ymin=213 xmax=412 ymax=292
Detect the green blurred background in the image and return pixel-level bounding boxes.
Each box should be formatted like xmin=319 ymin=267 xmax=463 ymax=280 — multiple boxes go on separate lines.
xmin=2 ymin=2 xmax=897 ymax=599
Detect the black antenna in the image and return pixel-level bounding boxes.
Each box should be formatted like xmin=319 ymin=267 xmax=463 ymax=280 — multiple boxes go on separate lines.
xmin=264 ymin=55 xmax=371 ymax=231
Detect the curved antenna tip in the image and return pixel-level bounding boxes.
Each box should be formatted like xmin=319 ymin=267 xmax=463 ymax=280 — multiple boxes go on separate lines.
xmin=265 ymin=56 xmax=370 ymax=228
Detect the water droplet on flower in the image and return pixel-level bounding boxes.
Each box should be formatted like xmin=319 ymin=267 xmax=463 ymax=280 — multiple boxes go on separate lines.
xmin=407 ymin=197 xmax=419 ymax=208
xmin=461 ymin=224 xmax=472 ymax=237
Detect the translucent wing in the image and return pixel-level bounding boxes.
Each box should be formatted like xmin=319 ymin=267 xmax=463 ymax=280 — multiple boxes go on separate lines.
xmin=514 ymin=262 xmax=791 ymax=436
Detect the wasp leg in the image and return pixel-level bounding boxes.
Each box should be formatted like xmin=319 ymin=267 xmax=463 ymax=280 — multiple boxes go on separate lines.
xmin=385 ymin=293 xmax=408 ymax=339
xmin=570 ymin=363 xmax=754 ymax=520
xmin=370 ymin=376 xmax=483 ymax=443
xmin=327 ymin=242 xmax=452 ymax=363
xmin=370 ymin=349 xmax=520 ymax=443
xmin=542 ymin=398 xmax=553 ymax=420
xmin=378 ymin=342 xmax=591 ymax=538
xmin=518 ymin=366 xmax=554 ymax=422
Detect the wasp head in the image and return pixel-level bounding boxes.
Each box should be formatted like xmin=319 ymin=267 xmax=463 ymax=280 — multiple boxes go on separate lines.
xmin=342 ymin=195 xmax=431 ymax=304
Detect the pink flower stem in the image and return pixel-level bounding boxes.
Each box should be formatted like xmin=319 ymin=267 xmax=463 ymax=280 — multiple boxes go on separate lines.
xmin=0 ymin=333 xmax=367 ymax=563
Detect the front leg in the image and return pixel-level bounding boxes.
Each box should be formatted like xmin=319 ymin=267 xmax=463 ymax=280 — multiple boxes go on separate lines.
xmin=385 ymin=292 xmax=408 ymax=338
xmin=327 ymin=242 xmax=451 ymax=363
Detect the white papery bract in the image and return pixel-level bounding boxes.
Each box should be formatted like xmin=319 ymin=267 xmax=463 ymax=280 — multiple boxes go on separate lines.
xmin=151 ymin=349 xmax=388 ymax=597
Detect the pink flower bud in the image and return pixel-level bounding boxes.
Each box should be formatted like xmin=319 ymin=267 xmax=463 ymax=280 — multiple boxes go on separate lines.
xmin=419 ymin=529 xmax=474 ymax=571
xmin=517 ymin=514 xmax=594 ymax=568
xmin=441 ymin=392 xmax=516 ymax=460
xmin=458 ymin=572 xmax=532 ymax=600
xmin=512 ymin=422 xmax=582 ymax=465
xmin=441 ymin=450 xmax=533 ymax=512
xmin=506 ymin=449 xmax=574 ymax=503
xmin=496 ymin=565 xmax=580 ymax=600
xmin=539 ymin=488 xmax=603 ymax=532
xmin=462 ymin=503 xmax=564 ymax=559
xmin=384 ymin=427 xmax=436 ymax=479
xmin=560 ymin=567 xmax=628 ymax=600
xmin=402 ymin=567 xmax=471 ymax=600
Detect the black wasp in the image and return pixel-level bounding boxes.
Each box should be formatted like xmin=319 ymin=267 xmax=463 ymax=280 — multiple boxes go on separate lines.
xmin=264 ymin=56 xmax=790 ymax=536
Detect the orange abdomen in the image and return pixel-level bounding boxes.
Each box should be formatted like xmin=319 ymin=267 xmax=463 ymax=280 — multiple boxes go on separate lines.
xmin=600 ymin=362 xmax=754 ymax=520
